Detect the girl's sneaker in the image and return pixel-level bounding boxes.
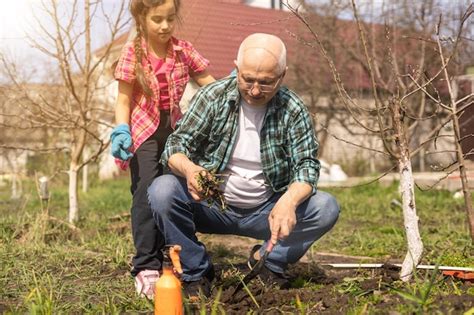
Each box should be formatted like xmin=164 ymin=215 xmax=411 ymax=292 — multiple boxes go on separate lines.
xmin=135 ymin=269 xmax=160 ymax=299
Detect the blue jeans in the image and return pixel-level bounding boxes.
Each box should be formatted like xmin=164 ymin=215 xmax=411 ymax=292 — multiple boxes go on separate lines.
xmin=148 ymin=174 xmax=339 ymax=282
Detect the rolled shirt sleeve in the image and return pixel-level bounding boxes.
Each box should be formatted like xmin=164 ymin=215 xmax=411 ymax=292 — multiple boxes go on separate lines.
xmin=288 ymin=107 xmax=320 ymax=190
xmin=160 ymin=86 xmax=215 ymax=167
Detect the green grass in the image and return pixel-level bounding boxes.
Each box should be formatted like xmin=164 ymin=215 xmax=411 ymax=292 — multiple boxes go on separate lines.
xmin=322 ymin=182 xmax=473 ymax=267
xmin=0 ymin=176 xmax=473 ymax=313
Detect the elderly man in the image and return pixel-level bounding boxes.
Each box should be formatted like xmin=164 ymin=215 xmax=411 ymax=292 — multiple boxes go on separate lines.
xmin=148 ymin=33 xmax=340 ymax=297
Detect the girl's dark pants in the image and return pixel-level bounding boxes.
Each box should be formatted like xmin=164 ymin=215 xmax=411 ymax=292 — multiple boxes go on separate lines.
xmin=129 ymin=111 xmax=172 ymax=276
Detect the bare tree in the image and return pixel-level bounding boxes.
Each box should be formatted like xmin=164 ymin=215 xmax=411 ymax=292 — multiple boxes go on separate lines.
xmin=286 ymin=0 xmax=353 ymax=159
xmin=431 ymin=6 xmax=474 ymax=240
xmin=286 ymin=0 xmax=473 ymax=280
xmin=0 ymin=0 xmax=128 ymax=223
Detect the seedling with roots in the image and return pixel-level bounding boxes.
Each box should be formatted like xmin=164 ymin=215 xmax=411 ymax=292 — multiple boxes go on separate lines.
xmin=196 ymin=170 xmax=227 ymax=211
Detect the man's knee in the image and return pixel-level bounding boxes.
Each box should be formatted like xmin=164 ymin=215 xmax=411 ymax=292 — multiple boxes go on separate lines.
xmin=308 ymin=191 xmax=340 ymax=229
xmin=319 ymin=191 xmax=340 ymax=228
xmin=147 ymin=174 xmax=182 ymax=215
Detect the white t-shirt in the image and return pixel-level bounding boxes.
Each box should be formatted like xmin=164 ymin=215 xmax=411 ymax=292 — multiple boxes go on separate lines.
xmin=220 ymin=100 xmax=274 ymax=209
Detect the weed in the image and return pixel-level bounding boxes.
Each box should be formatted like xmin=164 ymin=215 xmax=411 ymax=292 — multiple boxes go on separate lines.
xmin=290 ymin=276 xmax=307 ymax=288
xmin=24 ymin=272 xmax=57 ymax=315
xmin=346 ymin=302 xmax=371 ymax=315
xmin=389 ymin=265 xmax=440 ymax=312
xmin=336 ymin=277 xmax=373 ymax=297
xmin=208 ymin=287 xmax=225 ymax=315
xmin=196 ymin=170 xmax=226 ymax=211
xmin=294 ymin=294 xmax=308 ymax=314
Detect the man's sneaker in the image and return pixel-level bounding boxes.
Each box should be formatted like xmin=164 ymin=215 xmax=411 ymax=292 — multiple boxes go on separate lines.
xmin=135 ymin=269 xmax=160 ymax=299
xmin=183 ymin=265 xmax=214 ymax=301
xmin=247 ymin=244 xmax=291 ymax=289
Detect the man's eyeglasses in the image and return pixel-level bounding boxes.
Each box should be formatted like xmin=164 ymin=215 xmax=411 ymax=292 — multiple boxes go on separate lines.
xmin=237 ymin=71 xmax=283 ymax=93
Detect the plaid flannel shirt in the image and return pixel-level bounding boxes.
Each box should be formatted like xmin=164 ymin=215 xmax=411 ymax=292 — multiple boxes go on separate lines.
xmin=161 ymin=76 xmax=320 ymax=192
xmin=114 ymin=37 xmax=209 ymax=170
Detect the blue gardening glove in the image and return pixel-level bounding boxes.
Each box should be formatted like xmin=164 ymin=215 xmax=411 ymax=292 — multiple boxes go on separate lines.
xmin=110 ymin=124 xmax=133 ymax=161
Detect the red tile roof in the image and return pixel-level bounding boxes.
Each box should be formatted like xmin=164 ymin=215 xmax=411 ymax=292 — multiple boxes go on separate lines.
xmin=177 ymin=0 xmax=303 ymax=78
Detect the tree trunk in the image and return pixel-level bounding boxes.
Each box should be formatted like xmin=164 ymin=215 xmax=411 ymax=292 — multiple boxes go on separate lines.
xmin=11 ymin=173 xmax=21 ymax=200
xmin=449 ymin=79 xmax=474 ymax=241
xmin=419 ymin=147 xmax=425 ymax=172
xmin=452 ymin=117 xmax=474 ymax=241
xmin=398 ymin=158 xmax=423 ymax=281
xmin=456 ymin=160 xmax=474 ymax=241
xmin=68 ymin=163 xmax=79 ymax=223
xmin=82 ymin=164 xmax=88 ymax=193
xmin=6 ymin=153 xmax=22 ymax=200
xmin=82 ymin=146 xmax=89 ymax=193
xmin=391 ymin=100 xmax=424 ymax=282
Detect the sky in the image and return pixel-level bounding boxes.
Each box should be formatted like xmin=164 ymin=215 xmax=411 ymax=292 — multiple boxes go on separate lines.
xmin=0 ymin=1 xmax=36 ymax=59
xmin=0 ymin=0 xmax=130 ymax=79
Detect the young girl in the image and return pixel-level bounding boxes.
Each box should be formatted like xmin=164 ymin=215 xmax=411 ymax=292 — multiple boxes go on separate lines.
xmin=110 ymin=0 xmax=214 ymax=299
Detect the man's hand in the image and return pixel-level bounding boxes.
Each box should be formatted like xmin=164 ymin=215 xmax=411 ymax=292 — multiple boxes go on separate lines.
xmin=184 ymin=165 xmax=208 ymax=201
xmin=110 ymin=124 xmax=133 ymax=161
xmin=269 ymin=194 xmax=297 ymax=244
xmin=268 ymin=182 xmax=313 ymax=245
xmin=168 ymin=153 xmax=209 ymax=201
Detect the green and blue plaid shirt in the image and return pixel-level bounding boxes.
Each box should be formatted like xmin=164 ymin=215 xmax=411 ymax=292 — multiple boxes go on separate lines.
xmin=161 ymin=76 xmax=320 ymax=192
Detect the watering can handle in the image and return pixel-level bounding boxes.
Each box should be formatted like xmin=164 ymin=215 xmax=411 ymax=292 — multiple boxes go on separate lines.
xmin=169 ymin=245 xmax=183 ymax=274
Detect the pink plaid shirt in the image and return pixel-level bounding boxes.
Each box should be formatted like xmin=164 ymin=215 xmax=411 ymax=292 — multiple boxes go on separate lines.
xmin=114 ymin=37 xmax=209 ymax=169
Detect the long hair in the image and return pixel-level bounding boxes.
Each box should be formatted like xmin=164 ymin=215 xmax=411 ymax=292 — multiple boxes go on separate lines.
xmin=128 ymin=0 xmax=181 ymax=97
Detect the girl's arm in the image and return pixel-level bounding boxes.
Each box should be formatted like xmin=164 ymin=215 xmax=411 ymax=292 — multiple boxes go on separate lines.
xmin=115 ymin=80 xmax=134 ymax=125
xmin=191 ymin=69 xmax=215 ymax=87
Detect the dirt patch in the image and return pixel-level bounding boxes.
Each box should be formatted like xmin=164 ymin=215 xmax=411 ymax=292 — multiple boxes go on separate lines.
xmin=191 ymin=235 xmax=474 ymax=314
xmin=208 ymin=261 xmax=389 ymax=314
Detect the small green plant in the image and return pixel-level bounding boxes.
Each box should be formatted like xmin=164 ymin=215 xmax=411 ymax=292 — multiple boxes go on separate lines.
xmin=290 ymin=276 xmax=307 ymax=289
xmin=389 ymin=265 xmax=440 ymax=312
xmin=212 ymin=244 xmax=234 ymax=258
xmin=25 ymin=272 xmax=56 ymax=315
xmin=336 ymin=277 xmax=372 ymax=297
xmin=294 ymin=294 xmax=308 ymax=314
xmin=196 ymin=170 xmax=227 ymax=211
xmin=99 ymin=295 xmax=120 ymax=314
xmin=240 ymin=278 xmax=259 ymax=308
xmin=209 ymin=287 xmax=225 ymax=315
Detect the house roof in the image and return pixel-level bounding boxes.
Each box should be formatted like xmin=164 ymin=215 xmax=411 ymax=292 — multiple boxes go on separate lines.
xmin=107 ymin=0 xmax=302 ymax=78
xmin=176 ymin=0 xmax=302 ymax=78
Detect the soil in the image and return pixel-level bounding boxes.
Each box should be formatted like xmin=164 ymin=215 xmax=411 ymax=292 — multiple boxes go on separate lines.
xmin=194 ymin=235 xmax=474 ymax=314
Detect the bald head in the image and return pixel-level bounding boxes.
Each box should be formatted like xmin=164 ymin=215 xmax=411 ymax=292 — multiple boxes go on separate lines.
xmin=236 ymin=33 xmax=287 ymax=76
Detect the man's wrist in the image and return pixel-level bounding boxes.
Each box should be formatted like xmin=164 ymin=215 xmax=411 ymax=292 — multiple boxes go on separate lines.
xmin=184 ymin=162 xmax=201 ymax=180
xmin=169 ymin=153 xmax=197 ymax=178
xmin=285 ymin=182 xmax=312 ymax=207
